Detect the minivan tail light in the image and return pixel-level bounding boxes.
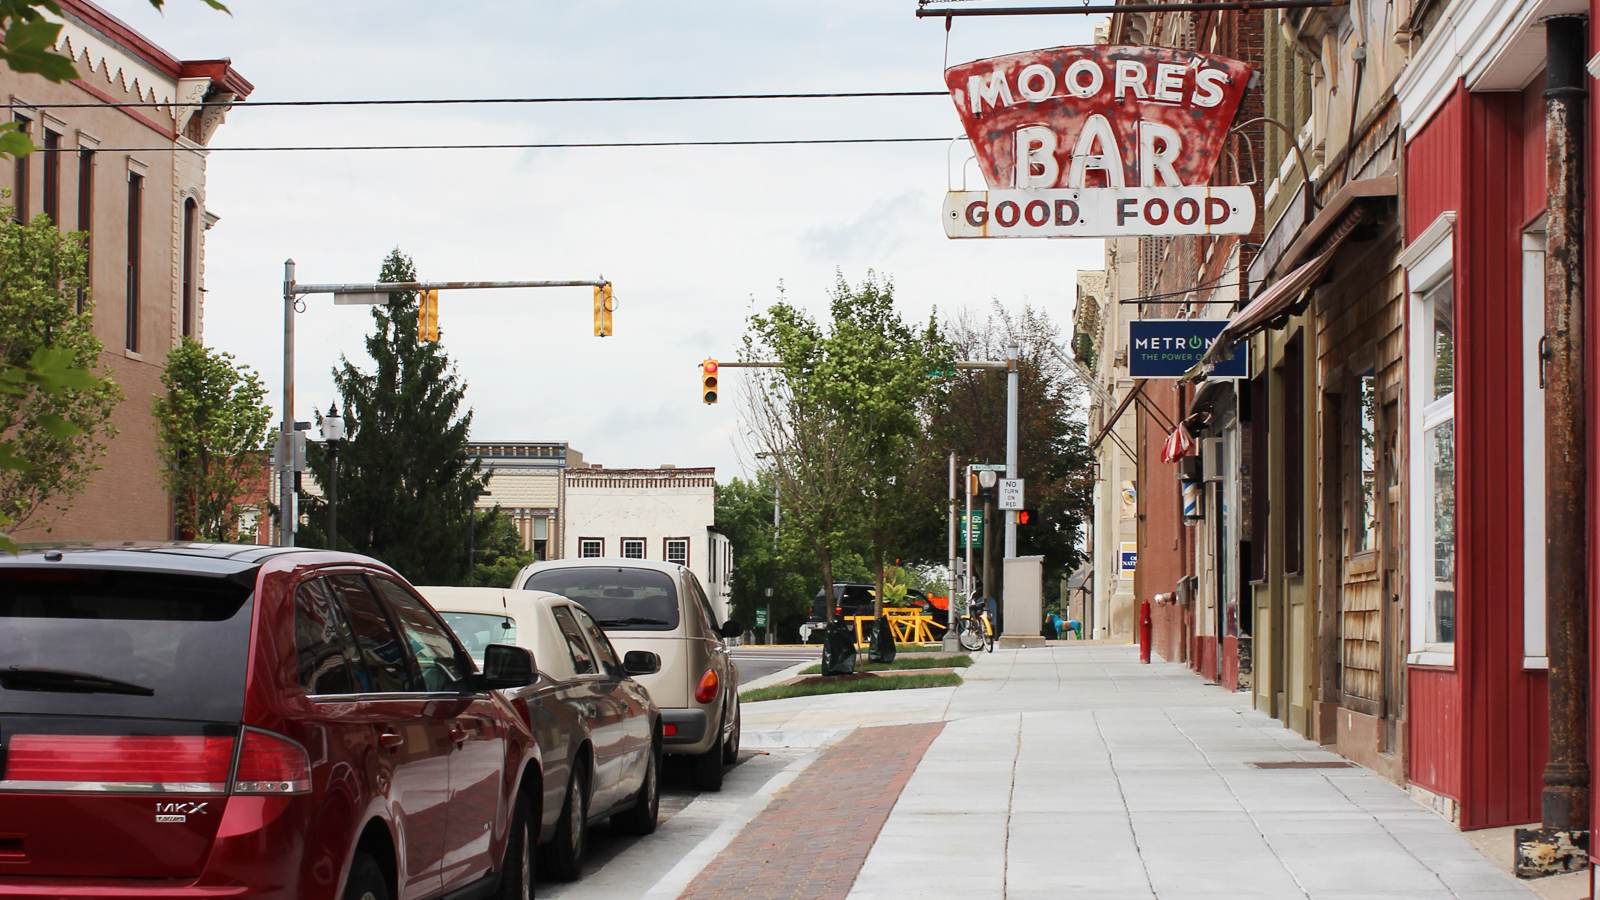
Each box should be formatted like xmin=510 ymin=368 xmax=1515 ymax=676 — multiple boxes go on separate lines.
xmin=0 ymin=734 xmax=233 ymax=793
xmin=694 ymin=668 xmax=719 ymax=704
xmin=231 ymin=728 xmax=311 ymax=795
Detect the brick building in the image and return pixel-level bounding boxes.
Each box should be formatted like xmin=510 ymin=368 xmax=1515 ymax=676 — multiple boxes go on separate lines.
xmin=4 ymin=0 xmax=249 ymax=541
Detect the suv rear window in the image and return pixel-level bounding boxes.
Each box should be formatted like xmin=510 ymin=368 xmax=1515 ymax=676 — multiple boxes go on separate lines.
xmin=524 ymin=567 xmax=680 ymax=631
xmin=0 ymin=567 xmax=254 ymax=722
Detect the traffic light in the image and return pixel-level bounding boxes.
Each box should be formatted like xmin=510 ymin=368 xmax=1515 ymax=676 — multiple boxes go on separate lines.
xmin=1017 ymin=508 xmax=1041 ymax=526
xmin=417 ymin=289 xmax=439 ymax=343
xmin=593 ymin=282 xmax=614 ymax=337
xmin=701 ymin=359 xmax=719 ymax=404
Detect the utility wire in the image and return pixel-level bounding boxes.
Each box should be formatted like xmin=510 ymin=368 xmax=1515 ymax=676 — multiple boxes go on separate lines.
xmin=40 ymin=136 xmax=960 ymax=152
xmin=10 ymin=90 xmax=950 ymax=111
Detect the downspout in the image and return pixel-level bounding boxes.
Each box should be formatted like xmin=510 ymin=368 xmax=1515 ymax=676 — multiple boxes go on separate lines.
xmin=1539 ymin=11 xmax=1590 ymax=852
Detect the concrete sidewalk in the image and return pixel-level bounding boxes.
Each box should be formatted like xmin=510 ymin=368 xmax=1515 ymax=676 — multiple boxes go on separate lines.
xmin=742 ymin=644 xmax=1551 ymax=900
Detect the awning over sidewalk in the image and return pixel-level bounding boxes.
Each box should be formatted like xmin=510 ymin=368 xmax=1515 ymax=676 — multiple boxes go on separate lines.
xmin=1183 ymin=207 xmax=1366 ymax=380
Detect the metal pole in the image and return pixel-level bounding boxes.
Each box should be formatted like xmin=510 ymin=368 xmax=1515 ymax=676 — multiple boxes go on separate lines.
xmin=945 ymin=453 xmax=960 ymax=651
xmin=1542 ymin=12 xmax=1590 ymax=837
xmin=965 ymin=464 xmax=974 ymax=636
xmin=280 ymin=259 xmax=295 ymax=547
xmin=328 ymin=441 xmax=338 ymax=550
xmin=1005 ymin=343 xmax=1020 ymax=559
xmin=468 ymin=502 xmax=476 ymax=587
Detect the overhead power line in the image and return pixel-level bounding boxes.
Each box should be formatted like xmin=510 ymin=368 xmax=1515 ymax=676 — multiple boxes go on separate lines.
xmin=39 ymin=136 xmax=960 ymax=152
xmin=10 ymin=90 xmax=949 ymax=111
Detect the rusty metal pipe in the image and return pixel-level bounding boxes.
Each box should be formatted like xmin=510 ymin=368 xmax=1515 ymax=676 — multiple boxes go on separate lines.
xmin=1541 ymin=13 xmax=1590 ymax=835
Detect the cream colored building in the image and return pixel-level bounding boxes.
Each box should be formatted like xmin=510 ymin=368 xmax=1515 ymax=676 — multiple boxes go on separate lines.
xmin=563 ymin=465 xmax=732 ymax=620
xmin=469 ymin=442 xmax=583 ymax=560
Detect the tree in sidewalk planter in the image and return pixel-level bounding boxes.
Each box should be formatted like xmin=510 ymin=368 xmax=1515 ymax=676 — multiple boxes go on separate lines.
xmin=0 ymin=202 xmax=122 ymax=549
xmin=472 ymin=506 xmax=533 ymax=589
xmin=300 ymin=248 xmax=486 ymax=585
xmin=152 ymin=338 xmax=273 ymax=541
xmin=923 ymin=301 xmax=1094 ymax=610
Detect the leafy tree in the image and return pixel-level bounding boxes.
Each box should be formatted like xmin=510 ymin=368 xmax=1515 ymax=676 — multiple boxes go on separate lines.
xmin=152 ymin=337 xmax=272 ymax=541
xmin=819 ymin=272 xmax=952 ymax=618
xmin=472 ymin=507 xmax=533 ymax=588
xmin=925 ymin=302 xmax=1094 ymax=604
xmin=0 ymin=202 xmax=120 ymax=545
xmin=301 ymin=249 xmax=485 ymax=585
xmin=1 ymin=0 xmax=228 ymax=157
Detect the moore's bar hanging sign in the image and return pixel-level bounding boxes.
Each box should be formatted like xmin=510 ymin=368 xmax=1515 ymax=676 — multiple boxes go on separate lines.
xmin=1128 ymin=319 xmax=1247 ymax=378
xmin=942 ymin=45 xmax=1255 ymax=239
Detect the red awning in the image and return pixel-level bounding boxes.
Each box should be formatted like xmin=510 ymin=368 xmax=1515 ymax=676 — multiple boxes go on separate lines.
xmin=1186 ymin=207 xmax=1366 ymax=379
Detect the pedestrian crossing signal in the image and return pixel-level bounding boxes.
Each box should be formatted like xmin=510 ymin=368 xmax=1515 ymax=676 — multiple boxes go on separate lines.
xmin=701 ymin=359 xmax=719 ymax=404
xmin=417 ymin=289 xmax=439 ymax=343
xmin=1017 ymin=508 xmax=1040 ymax=526
xmin=593 ymin=282 xmax=614 ymax=337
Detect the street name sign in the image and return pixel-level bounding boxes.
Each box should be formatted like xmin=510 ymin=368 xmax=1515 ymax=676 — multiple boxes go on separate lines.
xmin=1128 ymin=320 xmax=1248 ymax=378
xmin=941 ymin=45 xmax=1255 ymax=239
xmin=998 ymin=478 xmax=1025 ymax=510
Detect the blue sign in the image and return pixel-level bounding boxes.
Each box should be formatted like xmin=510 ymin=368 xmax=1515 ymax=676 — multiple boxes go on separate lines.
xmin=1128 ymin=319 xmax=1248 ymax=378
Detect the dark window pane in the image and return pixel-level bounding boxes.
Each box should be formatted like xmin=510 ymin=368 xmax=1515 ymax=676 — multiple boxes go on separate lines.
xmin=374 ymin=578 xmax=469 ymax=693
xmin=551 ymin=606 xmax=597 ymax=675
xmin=328 ymin=574 xmax=411 ymax=692
xmin=570 ymin=606 xmax=621 ymax=676
xmin=294 ymin=579 xmax=358 ymax=695
xmin=524 ymin=566 xmax=680 ymax=632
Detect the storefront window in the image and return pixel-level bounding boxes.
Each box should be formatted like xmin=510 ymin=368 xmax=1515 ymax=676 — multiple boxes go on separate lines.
xmin=1421 ymin=279 xmax=1455 ymax=647
xmin=1357 ymin=375 xmax=1378 ymax=553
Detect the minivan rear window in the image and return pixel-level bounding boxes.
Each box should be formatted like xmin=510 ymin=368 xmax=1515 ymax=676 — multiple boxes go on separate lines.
xmin=0 ymin=567 xmax=254 ymax=722
xmin=524 ymin=567 xmax=680 ymax=631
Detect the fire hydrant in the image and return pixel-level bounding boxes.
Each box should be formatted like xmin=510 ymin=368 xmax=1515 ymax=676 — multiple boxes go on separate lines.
xmin=1139 ymin=600 xmax=1153 ymax=664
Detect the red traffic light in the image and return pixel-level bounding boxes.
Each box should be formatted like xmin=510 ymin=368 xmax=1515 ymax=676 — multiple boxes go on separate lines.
xmin=703 ymin=359 xmax=718 ymax=374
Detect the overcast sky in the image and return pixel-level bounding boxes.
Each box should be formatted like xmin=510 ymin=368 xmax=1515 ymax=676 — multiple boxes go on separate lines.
xmin=97 ymin=0 xmax=1105 ymax=482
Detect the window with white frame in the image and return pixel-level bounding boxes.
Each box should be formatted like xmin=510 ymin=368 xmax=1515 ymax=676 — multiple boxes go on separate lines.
xmin=579 ymin=538 xmax=603 ymax=558
xmin=1404 ymin=212 xmax=1456 ymax=664
xmin=665 ymin=538 xmax=688 ymax=567
xmin=622 ymin=538 xmax=645 ymax=559
xmin=1522 ymin=225 xmax=1547 ymax=668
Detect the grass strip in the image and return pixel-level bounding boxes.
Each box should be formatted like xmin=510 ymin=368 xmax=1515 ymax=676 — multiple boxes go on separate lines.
xmin=797 ymin=654 xmax=973 ymax=676
xmin=741 ymin=672 xmax=963 ymax=703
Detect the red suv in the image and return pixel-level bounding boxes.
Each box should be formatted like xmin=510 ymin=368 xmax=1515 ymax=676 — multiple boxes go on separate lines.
xmin=0 ymin=544 xmax=542 ymax=900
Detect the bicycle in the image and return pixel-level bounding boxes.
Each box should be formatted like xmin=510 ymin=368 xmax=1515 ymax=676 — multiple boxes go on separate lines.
xmin=957 ymin=597 xmax=996 ymax=653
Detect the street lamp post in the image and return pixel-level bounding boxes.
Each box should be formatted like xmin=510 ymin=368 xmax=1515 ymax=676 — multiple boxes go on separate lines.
xmin=321 ymin=403 xmax=344 ymax=550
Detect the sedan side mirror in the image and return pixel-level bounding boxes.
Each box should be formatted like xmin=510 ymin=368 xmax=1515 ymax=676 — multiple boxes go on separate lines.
xmin=623 ymin=650 xmax=660 ymax=676
xmin=719 ymin=620 xmax=743 ymax=639
xmin=479 ymin=644 xmax=536 ymax=690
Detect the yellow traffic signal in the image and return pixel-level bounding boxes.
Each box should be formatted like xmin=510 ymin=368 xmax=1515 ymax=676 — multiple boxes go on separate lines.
xmin=701 ymin=359 xmax=719 ymax=404
xmin=593 ymin=282 xmax=614 ymax=337
xmin=417 ymin=289 xmax=439 ymax=343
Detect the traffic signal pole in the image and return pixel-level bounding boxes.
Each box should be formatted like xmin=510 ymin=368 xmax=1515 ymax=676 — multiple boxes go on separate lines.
xmin=277 ymin=260 xmax=610 ymax=547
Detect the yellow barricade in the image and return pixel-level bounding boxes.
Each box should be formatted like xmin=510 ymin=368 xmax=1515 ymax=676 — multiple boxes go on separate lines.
xmin=844 ymin=610 xmax=941 ymax=647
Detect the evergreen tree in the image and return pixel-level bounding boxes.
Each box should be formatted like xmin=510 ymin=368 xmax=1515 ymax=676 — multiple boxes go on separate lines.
xmin=303 ymin=248 xmax=485 ymax=585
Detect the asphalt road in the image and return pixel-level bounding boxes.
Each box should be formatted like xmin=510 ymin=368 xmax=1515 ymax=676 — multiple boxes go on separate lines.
xmin=730 ymin=646 xmax=820 ymax=685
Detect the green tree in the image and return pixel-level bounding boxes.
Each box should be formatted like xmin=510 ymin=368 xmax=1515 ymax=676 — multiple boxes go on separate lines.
xmin=301 ymin=248 xmax=485 ymax=585
xmin=0 ymin=202 xmax=121 ymax=544
xmin=472 ymin=507 xmax=533 ymax=588
xmin=926 ymin=302 xmax=1094 ymax=603
xmin=819 ymin=272 xmax=952 ymax=618
xmin=152 ymin=337 xmax=272 ymax=541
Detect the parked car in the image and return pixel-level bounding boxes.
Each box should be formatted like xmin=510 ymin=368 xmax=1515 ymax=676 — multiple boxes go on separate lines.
xmin=514 ymin=559 xmax=742 ymax=791
xmin=802 ymin=583 xmax=949 ymax=641
xmin=0 ymin=543 xmax=540 ymax=900
xmin=421 ymin=585 xmax=663 ymax=880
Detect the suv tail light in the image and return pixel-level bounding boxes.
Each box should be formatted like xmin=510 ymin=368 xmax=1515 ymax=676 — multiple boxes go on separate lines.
xmin=232 ymin=728 xmax=312 ymax=795
xmin=694 ymin=668 xmax=719 ymax=704
xmin=0 ymin=734 xmax=233 ymax=793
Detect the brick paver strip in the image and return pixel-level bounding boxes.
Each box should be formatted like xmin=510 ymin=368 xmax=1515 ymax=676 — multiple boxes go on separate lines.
xmin=678 ymin=722 xmax=945 ymax=900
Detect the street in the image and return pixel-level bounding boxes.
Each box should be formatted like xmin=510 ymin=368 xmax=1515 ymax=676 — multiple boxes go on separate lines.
xmin=731 ymin=646 xmax=820 ymax=685
xmin=528 ymin=645 xmax=1569 ymax=899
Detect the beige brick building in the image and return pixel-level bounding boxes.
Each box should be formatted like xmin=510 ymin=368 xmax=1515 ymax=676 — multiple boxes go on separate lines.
xmin=5 ymin=0 xmax=250 ymax=541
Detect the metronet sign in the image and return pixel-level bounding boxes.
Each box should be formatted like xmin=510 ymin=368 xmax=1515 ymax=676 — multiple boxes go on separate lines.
xmin=941 ymin=45 xmax=1255 ymax=239
xmin=1128 ymin=320 xmax=1248 ymax=378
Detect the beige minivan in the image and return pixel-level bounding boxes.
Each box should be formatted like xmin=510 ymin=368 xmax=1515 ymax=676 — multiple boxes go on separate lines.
xmin=513 ymin=558 xmax=743 ymax=791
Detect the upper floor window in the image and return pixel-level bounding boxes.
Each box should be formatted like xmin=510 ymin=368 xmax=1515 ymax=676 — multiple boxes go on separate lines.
xmin=622 ymin=538 xmax=645 ymax=559
xmin=665 ymin=538 xmax=688 ymax=567
xmin=182 ymin=198 xmax=198 ymax=337
xmin=579 ymin=538 xmax=602 ymax=558
xmin=41 ymin=129 xmax=59 ymax=225
xmin=76 ymin=148 xmax=93 ymax=313
xmin=125 ymin=171 xmax=143 ymax=352
xmin=11 ymin=115 xmax=30 ymax=222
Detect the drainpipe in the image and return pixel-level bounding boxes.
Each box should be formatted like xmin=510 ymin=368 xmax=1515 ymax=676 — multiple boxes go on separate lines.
xmin=1539 ymin=12 xmax=1590 ymax=855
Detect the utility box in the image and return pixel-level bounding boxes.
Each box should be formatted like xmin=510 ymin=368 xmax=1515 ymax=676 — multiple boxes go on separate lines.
xmin=1000 ymin=555 xmax=1046 ymax=649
